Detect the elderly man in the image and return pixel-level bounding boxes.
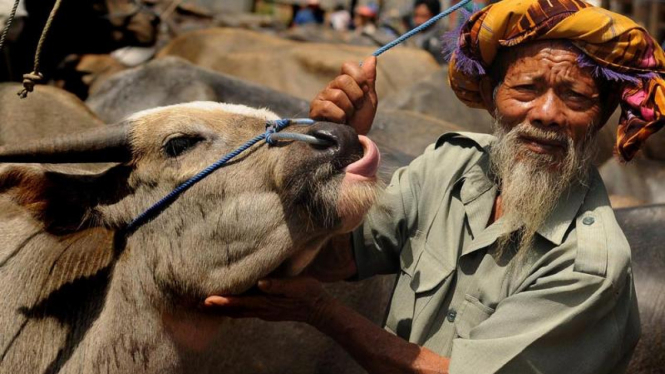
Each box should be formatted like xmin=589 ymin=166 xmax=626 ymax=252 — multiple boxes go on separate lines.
xmin=206 ymin=0 xmax=665 ymax=372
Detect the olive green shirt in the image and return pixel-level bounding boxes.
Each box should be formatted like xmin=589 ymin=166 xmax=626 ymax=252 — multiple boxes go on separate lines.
xmin=353 ymin=132 xmax=640 ymax=374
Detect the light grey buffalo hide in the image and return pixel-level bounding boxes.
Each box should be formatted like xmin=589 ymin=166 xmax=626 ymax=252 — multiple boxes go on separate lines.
xmin=600 ymin=155 xmax=665 ymax=206
xmin=85 ymin=57 xmax=460 ymax=176
xmin=615 ymin=204 xmax=665 ymax=373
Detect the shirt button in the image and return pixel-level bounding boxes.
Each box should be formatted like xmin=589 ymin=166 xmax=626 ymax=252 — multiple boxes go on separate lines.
xmin=447 ymin=309 xmax=457 ymax=322
xmin=582 ymin=216 xmax=595 ymax=225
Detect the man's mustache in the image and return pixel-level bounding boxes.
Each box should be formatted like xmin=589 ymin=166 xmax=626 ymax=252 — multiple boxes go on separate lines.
xmin=510 ymin=123 xmax=572 ymax=151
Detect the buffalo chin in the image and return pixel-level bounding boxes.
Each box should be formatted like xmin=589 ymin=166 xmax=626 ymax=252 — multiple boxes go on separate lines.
xmin=334 ymin=177 xmax=381 ymax=232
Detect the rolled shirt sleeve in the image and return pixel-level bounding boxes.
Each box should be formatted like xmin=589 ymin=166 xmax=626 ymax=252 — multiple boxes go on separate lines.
xmin=449 ymin=250 xmax=639 ymax=374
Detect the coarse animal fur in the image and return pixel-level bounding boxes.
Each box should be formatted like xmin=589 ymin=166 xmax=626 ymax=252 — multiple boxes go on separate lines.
xmin=0 ymin=102 xmax=379 ymax=374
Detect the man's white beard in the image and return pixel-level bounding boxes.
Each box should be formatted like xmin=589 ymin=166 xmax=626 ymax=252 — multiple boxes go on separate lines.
xmin=489 ymin=118 xmax=596 ymax=260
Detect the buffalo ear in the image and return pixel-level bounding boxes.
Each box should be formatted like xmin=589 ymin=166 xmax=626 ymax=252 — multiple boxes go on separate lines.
xmin=0 ymin=164 xmax=132 ymax=233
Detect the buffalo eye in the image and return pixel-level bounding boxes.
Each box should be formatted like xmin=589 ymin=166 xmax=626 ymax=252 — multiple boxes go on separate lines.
xmin=163 ymin=136 xmax=205 ymax=158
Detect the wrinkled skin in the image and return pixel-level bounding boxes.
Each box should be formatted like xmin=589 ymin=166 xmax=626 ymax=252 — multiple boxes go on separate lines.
xmin=382 ymin=66 xmax=623 ymax=167
xmin=488 ymin=41 xmax=604 ymax=156
xmin=0 ymin=102 xmax=378 ymax=374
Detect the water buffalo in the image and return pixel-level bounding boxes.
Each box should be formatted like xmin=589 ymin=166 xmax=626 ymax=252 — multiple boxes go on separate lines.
xmin=0 ymin=102 xmax=382 ymax=374
xmin=0 ymin=83 xmax=103 ymax=144
xmin=600 ymin=156 xmax=665 ymax=206
xmin=155 ymin=27 xmax=440 ymax=101
xmin=615 ymin=204 xmax=665 ymax=373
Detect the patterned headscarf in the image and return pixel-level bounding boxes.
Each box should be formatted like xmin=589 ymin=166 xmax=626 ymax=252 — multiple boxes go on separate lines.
xmin=448 ymin=0 xmax=665 ymax=161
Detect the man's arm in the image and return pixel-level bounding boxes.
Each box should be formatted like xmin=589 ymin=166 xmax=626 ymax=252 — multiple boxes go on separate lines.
xmin=316 ymin=292 xmax=450 ymax=374
xmin=205 ymin=277 xmax=450 ymax=374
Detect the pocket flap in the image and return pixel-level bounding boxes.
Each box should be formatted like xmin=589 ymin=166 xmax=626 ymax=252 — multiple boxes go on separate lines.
xmin=454 ymin=294 xmax=495 ymax=339
xmin=409 ymin=244 xmax=454 ymax=293
xmin=400 ymin=231 xmax=425 ymax=277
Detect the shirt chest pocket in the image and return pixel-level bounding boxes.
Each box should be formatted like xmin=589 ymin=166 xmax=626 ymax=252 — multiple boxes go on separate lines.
xmin=454 ymin=294 xmax=495 ymax=339
xmin=386 ymin=232 xmax=455 ymax=338
xmin=400 ymin=231 xmax=454 ymax=294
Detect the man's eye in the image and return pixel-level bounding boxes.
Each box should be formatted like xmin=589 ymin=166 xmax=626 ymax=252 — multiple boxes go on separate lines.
xmin=565 ymin=90 xmax=590 ymax=101
xmin=514 ymin=84 xmax=537 ymax=91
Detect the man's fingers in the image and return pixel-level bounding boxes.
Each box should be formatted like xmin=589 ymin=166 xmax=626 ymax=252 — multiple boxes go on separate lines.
xmin=340 ymin=61 xmax=366 ymax=85
xmin=318 ymin=88 xmax=355 ymax=118
xmin=309 ymin=99 xmax=347 ymax=123
xmin=204 ymin=295 xmax=266 ymax=310
xmin=204 ymin=295 xmax=230 ymax=307
xmin=330 ymin=75 xmax=366 ymax=109
xmin=341 ymin=59 xmax=376 ymax=101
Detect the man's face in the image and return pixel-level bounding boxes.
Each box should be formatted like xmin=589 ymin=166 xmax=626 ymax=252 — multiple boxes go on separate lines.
xmin=488 ymin=41 xmax=605 ymax=258
xmin=413 ymin=4 xmax=433 ymax=27
xmin=493 ymin=41 xmax=603 ymax=163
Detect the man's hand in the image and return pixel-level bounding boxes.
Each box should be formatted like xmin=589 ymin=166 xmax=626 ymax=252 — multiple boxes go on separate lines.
xmin=203 ymin=277 xmax=334 ymax=325
xmin=204 ymin=276 xmax=451 ymax=374
xmin=310 ymin=56 xmax=378 ymax=135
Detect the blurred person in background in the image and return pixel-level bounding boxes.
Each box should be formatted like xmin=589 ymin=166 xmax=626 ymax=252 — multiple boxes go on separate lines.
xmin=329 ymin=4 xmax=351 ymax=31
xmin=353 ymin=4 xmax=379 ymax=36
xmin=409 ymin=0 xmax=447 ymax=64
xmin=352 ymin=3 xmax=398 ymax=46
xmin=293 ymin=0 xmax=325 ymax=26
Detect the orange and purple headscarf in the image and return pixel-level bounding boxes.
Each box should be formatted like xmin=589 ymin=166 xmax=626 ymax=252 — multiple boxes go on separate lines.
xmin=447 ymin=0 xmax=665 ymax=161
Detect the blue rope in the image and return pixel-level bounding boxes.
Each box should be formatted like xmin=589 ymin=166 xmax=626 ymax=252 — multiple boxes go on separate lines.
xmin=372 ymin=0 xmax=472 ymax=58
xmin=125 ymin=118 xmax=314 ymax=234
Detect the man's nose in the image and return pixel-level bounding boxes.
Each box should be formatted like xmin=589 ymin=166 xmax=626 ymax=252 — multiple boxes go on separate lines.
xmin=527 ymin=90 xmax=566 ymax=129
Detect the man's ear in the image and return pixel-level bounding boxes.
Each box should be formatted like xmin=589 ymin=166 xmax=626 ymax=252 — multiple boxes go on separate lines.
xmin=479 ymin=76 xmax=497 ymax=116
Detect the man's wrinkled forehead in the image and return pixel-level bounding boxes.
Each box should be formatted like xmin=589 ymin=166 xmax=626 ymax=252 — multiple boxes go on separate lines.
xmin=490 ymin=40 xmax=581 ymax=82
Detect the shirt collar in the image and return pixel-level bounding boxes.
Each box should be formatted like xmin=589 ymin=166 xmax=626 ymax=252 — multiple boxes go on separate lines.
xmin=536 ymin=177 xmax=589 ymax=246
xmin=453 ymin=152 xmax=591 ymax=250
xmin=456 ymin=154 xmax=494 ymax=205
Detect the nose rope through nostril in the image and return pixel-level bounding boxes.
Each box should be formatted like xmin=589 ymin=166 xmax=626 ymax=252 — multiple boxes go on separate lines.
xmin=267 ymin=132 xmax=334 ymax=146
xmin=264 ymin=118 xmax=334 ymax=146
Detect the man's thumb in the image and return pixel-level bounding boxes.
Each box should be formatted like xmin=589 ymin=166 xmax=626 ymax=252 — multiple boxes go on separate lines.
xmin=361 ymin=56 xmax=377 ymax=91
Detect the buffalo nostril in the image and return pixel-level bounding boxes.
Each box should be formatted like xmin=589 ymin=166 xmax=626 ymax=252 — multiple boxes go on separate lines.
xmin=309 ymin=130 xmax=339 ymax=151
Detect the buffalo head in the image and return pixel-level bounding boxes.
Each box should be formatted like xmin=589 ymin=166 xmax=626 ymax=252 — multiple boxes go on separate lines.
xmin=0 ymin=102 xmax=381 ymax=301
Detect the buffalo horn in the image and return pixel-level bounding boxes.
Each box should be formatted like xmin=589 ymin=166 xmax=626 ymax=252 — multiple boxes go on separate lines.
xmin=0 ymin=124 xmax=132 ymax=163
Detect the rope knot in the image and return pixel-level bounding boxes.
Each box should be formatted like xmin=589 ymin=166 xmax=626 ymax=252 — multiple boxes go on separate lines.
xmin=17 ymin=72 xmax=43 ymax=99
xmin=265 ymin=119 xmax=291 ymax=145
